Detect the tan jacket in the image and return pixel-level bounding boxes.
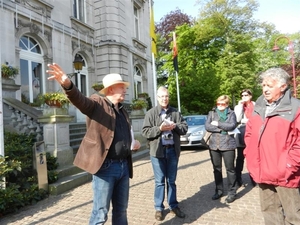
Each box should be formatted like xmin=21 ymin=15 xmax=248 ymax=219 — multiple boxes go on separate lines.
xmin=64 ymin=84 xmax=133 ymax=177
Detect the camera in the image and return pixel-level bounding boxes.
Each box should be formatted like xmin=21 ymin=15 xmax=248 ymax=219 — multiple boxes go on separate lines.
xmin=162 ymin=133 xmax=173 ymax=140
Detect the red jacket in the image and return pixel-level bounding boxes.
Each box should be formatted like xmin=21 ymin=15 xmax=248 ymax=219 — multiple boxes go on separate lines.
xmin=244 ymin=90 xmax=300 ymax=188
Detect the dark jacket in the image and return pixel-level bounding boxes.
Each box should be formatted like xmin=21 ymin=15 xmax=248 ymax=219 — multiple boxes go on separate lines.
xmin=205 ymin=108 xmax=237 ymax=151
xmin=64 ymin=83 xmax=133 ymax=177
xmin=141 ymin=105 xmax=188 ymax=158
xmin=244 ymin=89 xmax=300 ymax=188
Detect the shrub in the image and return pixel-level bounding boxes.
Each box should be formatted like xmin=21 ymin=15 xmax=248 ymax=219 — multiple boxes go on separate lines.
xmin=0 ymin=132 xmax=58 ymax=216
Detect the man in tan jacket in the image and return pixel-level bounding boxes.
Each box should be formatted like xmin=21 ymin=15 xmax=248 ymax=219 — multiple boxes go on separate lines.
xmin=47 ymin=63 xmax=140 ymax=225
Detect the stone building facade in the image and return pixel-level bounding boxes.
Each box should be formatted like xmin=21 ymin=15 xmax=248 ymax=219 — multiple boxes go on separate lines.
xmin=0 ymin=0 xmax=154 ymax=122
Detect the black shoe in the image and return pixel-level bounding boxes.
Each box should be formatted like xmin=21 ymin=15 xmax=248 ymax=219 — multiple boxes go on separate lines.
xmin=171 ymin=207 xmax=185 ymax=218
xmin=225 ymin=195 xmax=236 ymax=203
xmin=155 ymin=211 xmax=163 ymax=221
xmin=212 ymin=192 xmax=223 ymax=200
xmin=237 ymin=179 xmax=243 ymax=187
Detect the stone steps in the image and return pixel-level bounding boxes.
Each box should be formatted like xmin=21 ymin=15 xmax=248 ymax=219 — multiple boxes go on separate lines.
xmin=48 ymin=149 xmax=149 ymax=195
xmin=48 ymin=122 xmax=149 ymax=195
xmin=49 ymin=123 xmax=87 ymax=195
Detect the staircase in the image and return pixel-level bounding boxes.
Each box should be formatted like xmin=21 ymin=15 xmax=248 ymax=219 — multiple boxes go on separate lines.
xmin=48 ymin=123 xmax=91 ymax=195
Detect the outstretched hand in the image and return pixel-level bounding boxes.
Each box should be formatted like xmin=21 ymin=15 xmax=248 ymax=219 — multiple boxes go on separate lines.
xmin=46 ymin=63 xmax=71 ymax=88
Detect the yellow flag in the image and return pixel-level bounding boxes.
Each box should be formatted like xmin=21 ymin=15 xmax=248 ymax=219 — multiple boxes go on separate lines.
xmin=150 ymin=3 xmax=157 ymax=57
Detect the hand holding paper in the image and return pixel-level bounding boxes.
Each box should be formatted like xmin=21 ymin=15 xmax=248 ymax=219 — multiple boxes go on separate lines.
xmin=130 ymin=126 xmax=141 ymax=150
xmin=160 ymin=118 xmax=175 ymax=131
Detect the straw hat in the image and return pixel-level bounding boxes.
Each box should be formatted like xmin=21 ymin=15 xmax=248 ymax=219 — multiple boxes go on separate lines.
xmin=99 ymin=73 xmax=130 ymax=95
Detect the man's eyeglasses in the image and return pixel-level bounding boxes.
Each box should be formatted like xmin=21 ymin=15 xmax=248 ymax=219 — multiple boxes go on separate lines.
xmin=216 ymin=103 xmax=227 ymax=106
xmin=158 ymin=95 xmax=169 ymax=99
xmin=241 ymin=94 xmax=249 ymax=97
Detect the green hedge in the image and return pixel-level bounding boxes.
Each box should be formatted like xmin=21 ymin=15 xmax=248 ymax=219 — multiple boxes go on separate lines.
xmin=0 ymin=132 xmax=58 ymax=216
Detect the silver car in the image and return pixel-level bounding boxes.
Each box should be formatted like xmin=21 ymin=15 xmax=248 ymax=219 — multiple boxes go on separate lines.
xmin=180 ymin=115 xmax=208 ymax=147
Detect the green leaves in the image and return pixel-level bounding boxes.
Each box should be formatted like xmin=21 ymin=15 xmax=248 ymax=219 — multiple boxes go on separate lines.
xmin=155 ymin=0 xmax=299 ymax=113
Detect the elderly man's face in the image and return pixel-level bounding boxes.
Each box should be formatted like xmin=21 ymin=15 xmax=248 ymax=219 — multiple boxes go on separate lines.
xmin=157 ymin=90 xmax=169 ymax=109
xmin=262 ymin=78 xmax=286 ymax=103
xmin=110 ymin=83 xmax=127 ymax=103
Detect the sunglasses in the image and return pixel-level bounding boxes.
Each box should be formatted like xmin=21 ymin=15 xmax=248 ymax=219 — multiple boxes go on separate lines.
xmin=216 ymin=103 xmax=227 ymax=106
xmin=241 ymin=94 xmax=249 ymax=97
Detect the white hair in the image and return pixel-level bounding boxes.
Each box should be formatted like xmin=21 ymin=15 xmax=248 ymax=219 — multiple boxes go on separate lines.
xmin=259 ymin=68 xmax=291 ymax=87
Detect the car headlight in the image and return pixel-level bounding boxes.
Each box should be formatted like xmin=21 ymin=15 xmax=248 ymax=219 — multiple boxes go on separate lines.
xmin=191 ymin=130 xmax=204 ymax=136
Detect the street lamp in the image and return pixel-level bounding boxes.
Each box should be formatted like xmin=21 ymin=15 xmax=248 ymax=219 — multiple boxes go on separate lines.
xmin=67 ymin=54 xmax=84 ymax=78
xmin=272 ymin=36 xmax=297 ymax=97
xmin=73 ymin=54 xmax=83 ymax=73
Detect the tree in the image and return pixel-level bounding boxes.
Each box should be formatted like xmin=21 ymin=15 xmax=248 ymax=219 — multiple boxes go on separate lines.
xmin=155 ymin=9 xmax=194 ymax=88
xmin=156 ymin=8 xmax=194 ymax=52
xmin=155 ymin=0 xmax=297 ymax=114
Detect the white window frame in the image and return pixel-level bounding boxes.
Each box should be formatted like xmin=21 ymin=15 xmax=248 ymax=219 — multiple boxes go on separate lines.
xmin=134 ymin=65 xmax=142 ymax=98
xmin=73 ymin=0 xmax=86 ymax=23
xmin=133 ymin=5 xmax=140 ymax=39
xmin=19 ymin=36 xmax=44 ymax=103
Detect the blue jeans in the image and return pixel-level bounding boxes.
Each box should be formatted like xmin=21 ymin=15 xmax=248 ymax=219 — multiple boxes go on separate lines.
xmin=89 ymin=159 xmax=129 ymax=225
xmin=150 ymin=146 xmax=179 ymax=211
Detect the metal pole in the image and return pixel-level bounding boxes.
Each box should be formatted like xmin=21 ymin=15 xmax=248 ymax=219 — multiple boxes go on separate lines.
xmin=175 ymin=71 xmax=181 ymax=112
xmin=0 ymin=7 xmax=4 ymax=159
xmin=273 ymin=36 xmax=297 ymax=97
xmin=0 ymin=6 xmax=6 ymax=189
xmin=289 ymin=42 xmax=297 ymax=98
xmin=152 ymin=53 xmax=157 ymax=106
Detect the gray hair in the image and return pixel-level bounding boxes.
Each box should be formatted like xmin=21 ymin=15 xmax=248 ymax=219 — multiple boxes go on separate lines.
xmin=259 ymin=68 xmax=291 ymax=86
xmin=157 ymin=86 xmax=168 ymax=95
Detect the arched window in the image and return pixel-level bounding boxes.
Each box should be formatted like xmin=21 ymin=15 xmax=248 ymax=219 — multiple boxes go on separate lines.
xmin=133 ymin=65 xmax=142 ymax=98
xmin=19 ymin=35 xmax=44 ymax=105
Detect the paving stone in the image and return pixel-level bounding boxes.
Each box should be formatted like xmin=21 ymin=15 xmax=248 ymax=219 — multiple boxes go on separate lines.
xmin=0 ymin=149 xmax=264 ymax=225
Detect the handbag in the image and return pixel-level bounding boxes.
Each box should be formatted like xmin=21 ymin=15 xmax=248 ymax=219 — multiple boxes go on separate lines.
xmin=203 ymin=131 xmax=212 ymax=146
xmin=203 ymin=111 xmax=214 ymax=147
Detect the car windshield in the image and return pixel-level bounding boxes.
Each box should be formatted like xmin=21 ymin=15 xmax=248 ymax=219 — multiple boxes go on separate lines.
xmin=185 ymin=116 xmax=206 ymax=126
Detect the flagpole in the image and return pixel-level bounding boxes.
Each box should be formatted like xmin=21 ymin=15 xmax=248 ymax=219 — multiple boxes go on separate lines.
xmin=152 ymin=52 xmax=157 ymax=106
xmin=0 ymin=12 xmax=4 ymax=159
xmin=149 ymin=1 xmax=157 ymax=106
xmin=175 ymin=71 xmax=181 ymax=112
xmin=172 ymin=32 xmax=181 ymax=112
xmin=0 ymin=8 xmax=6 ymax=189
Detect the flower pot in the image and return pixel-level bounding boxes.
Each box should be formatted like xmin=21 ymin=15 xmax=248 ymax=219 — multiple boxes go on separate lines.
xmin=131 ymin=109 xmax=145 ymax=116
xmin=45 ymin=100 xmax=62 ymax=108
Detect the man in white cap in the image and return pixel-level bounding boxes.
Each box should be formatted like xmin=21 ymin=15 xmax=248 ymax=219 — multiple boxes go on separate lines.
xmin=47 ymin=63 xmax=140 ymax=225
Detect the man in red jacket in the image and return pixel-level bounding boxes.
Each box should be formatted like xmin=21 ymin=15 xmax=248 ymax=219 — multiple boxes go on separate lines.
xmin=244 ymin=68 xmax=300 ymax=225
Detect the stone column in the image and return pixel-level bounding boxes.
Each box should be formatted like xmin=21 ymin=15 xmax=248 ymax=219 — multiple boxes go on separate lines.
xmin=38 ymin=108 xmax=74 ymax=167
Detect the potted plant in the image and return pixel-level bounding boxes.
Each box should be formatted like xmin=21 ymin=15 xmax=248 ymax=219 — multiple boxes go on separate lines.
xmin=137 ymin=92 xmax=149 ymax=99
xmin=39 ymin=91 xmax=70 ymax=108
xmin=92 ymin=83 xmax=104 ymax=92
xmin=1 ymin=64 xmax=19 ymax=79
xmin=131 ymin=98 xmax=148 ymax=110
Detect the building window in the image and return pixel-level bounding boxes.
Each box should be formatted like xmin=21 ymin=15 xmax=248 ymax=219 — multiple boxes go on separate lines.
xmin=134 ymin=6 xmax=140 ymax=39
xmin=134 ymin=65 xmax=142 ymax=98
xmin=19 ymin=36 xmax=41 ymax=53
xmin=19 ymin=36 xmax=44 ymax=105
xmin=73 ymin=0 xmax=86 ymax=22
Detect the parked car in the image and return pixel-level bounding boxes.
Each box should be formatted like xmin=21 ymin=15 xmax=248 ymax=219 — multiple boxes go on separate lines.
xmin=180 ymin=115 xmax=208 ymax=148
